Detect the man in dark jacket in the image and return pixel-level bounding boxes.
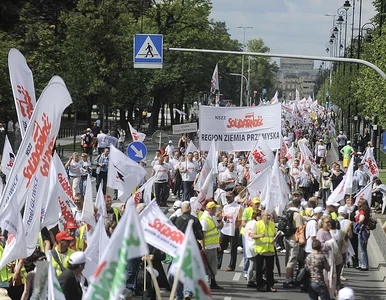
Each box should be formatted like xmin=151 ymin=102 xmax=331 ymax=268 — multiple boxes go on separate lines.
xmin=58 ymin=251 xmax=88 ymax=300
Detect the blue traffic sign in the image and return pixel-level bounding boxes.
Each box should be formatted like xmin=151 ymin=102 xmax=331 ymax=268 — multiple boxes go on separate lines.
xmin=134 ymin=34 xmax=163 ymax=69
xmin=127 ymin=142 xmax=147 ymax=162
xmin=262 ymin=88 xmax=267 ymax=94
xmin=383 ymin=132 xmax=386 ymax=153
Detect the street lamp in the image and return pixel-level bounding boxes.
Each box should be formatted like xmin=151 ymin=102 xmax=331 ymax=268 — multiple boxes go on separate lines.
xmin=237 ymin=26 xmax=253 ymax=107
xmin=228 ymin=72 xmax=250 ymax=106
xmin=343 ymin=0 xmax=351 ymax=11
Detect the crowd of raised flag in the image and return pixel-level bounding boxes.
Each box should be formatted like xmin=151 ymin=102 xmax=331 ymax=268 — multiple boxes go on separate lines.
xmin=0 ymin=50 xmax=383 ymax=300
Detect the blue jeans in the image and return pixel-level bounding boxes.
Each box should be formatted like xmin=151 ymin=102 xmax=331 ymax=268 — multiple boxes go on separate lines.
xmin=183 ymin=181 xmax=193 ymax=201
xmin=242 ymin=235 xmax=249 ymax=275
xmin=168 ymin=274 xmax=192 ymax=300
xmin=126 ymin=257 xmax=140 ymax=290
xmin=308 ymin=282 xmax=330 ymax=300
xmin=358 ymin=230 xmax=370 ymax=269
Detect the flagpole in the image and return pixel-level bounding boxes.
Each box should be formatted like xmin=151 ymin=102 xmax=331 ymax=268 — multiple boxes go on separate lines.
xmin=146 ymin=257 xmax=162 ymax=300
xmin=169 ymin=262 xmax=182 ymax=300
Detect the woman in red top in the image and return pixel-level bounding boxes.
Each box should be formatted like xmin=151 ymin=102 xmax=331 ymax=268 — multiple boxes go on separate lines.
xmin=355 ymin=199 xmax=370 ymax=271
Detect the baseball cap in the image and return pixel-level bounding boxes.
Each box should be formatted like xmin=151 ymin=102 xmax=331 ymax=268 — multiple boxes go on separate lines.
xmin=313 ymin=207 xmax=324 ymax=214
xmin=338 ymin=287 xmax=354 ymax=300
xmin=252 ymin=197 xmax=261 ymax=204
xmin=86 ymin=128 xmax=91 ymax=131
xmin=326 ymin=200 xmax=340 ymax=207
xmin=347 ymin=140 xmax=351 ymax=144
xmin=206 ymin=201 xmax=220 ymax=209
xmin=69 ymin=251 xmax=86 ymax=265
xmin=66 ymin=221 xmax=78 ymax=229
xmin=338 ymin=206 xmax=348 ymax=214
xmin=173 ymin=200 xmax=182 ymax=209
xmin=56 ymin=231 xmax=74 ymax=241
xmin=168 ymin=140 xmax=173 ymax=144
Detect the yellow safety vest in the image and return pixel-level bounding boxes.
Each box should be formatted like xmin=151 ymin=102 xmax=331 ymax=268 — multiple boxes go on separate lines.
xmin=37 ymin=233 xmax=44 ymax=252
xmin=112 ymin=208 xmax=120 ymax=224
xmin=197 ymin=210 xmax=203 ymax=220
xmin=331 ymin=211 xmax=338 ymax=220
xmin=0 ymin=246 xmax=12 ymax=283
xmin=254 ymin=220 xmax=276 ymax=254
xmin=51 ymin=248 xmax=75 ymax=277
xmin=240 ymin=207 xmax=254 ymax=235
xmin=200 ymin=215 xmax=220 ymax=246
xmin=76 ymin=225 xmax=87 ymax=251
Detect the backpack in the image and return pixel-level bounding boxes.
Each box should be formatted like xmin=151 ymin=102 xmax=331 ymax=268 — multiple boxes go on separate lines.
xmin=367 ymin=216 xmax=377 ymax=230
xmin=84 ymin=133 xmax=92 ymax=145
xmin=278 ymin=209 xmax=296 ymax=237
xmin=295 ymin=224 xmax=307 ymax=247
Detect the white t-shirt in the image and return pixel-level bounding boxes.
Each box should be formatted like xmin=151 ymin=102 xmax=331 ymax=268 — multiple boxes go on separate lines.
xmin=305 ymin=218 xmax=318 ymax=253
xmin=221 ymin=202 xmax=241 ymax=237
xmin=97 ymin=133 xmax=108 ymax=148
xmin=214 ymin=188 xmax=227 ymax=206
xmin=217 ymin=162 xmax=227 ymax=173
xmin=315 ymin=144 xmax=327 ymax=158
xmin=181 ymin=161 xmax=198 ymax=182
xmin=236 ymin=164 xmax=245 ymax=184
xmin=153 ymin=164 xmax=169 ymax=182
xmin=200 ymin=211 xmax=220 ymax=249
xmin=219 ymin=169 xmax=237 ymax=190
xmin=244 ymin=220 xmax=257 ymax=258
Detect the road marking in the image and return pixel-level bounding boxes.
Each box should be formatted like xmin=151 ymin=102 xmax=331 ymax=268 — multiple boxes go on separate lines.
xmin=224 ymin=297 xmax=232 ymax=300
xmin=232 ymin=272 xmax=241 ymax=281
xmin=239 ymin=260 xmax=244 ymax=268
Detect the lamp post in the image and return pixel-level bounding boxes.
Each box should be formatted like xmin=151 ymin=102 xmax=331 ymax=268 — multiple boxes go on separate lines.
xmin=237 ymin=26 xmax=253 ymax=107
xmin=228 ymin=72 xmax=250 ymax=105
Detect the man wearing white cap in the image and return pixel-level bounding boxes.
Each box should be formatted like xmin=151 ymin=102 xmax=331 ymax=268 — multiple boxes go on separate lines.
xmin=305 ymin=207 xmax=324 ymax=255
xmin=58 ymin=251 xmax=87 ymax=300
xmin=165 ymin=140 xmax=175 ymax=158
xmin=325 ymin=200 xmax=339 ymax=220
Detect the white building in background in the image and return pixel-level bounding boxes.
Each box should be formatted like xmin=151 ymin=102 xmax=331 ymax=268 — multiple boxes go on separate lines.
xmin=278 ymin=58 xmax=319 ymax=101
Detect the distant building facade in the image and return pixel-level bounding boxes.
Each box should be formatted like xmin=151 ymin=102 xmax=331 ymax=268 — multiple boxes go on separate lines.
xmin=278 ymin=58 xmax=318 ymax=101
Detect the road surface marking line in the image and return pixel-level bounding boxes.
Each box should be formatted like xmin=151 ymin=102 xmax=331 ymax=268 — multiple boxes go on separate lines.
xmin=239 ymin=260 xmax=244 ymax=268
xmin=224 ymin=297 xmax=232 ymax=300
xmin=232 ymin=272 xmax=241 ymax=281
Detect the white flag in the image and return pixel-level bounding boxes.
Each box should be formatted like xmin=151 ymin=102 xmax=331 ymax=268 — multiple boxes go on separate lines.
xmin=139 ymin=199 xmax=184 ymax=257
xmin=128 ymin=122 xmax=146 ymax=143
xmin=261 ymin=152 xmax=290 ymax=214
xmin=132 ymin=176 xmax=155 ymax=205
xmin=191 ymin=168 xmax=214 ymax=217
xmin=210 ymin=63 xmax=219 ymax=92
xmin=295 ymin=89 xmax=300 ymax=101
xmin=248 ymin=137 xmax=274 ymax=173
xmin=169 ymin=220 xmax=212 ymax=300
xmin=0 ymin=81 xmax=72 ymax=211
xmin=247 ymin=166 xmax=271 ymax=199
xmin=0 ymin=135 xmax=15 ymax=178
xmin=270 ymin=91 xmax=279 ymax=104
xmin=354 ymin=182 xmax=373 ymax=207
xmin=0 ymin=192 xmax=27 ymax=269
xmin=107 ymin=145 xmax=147 ymax=201
xmin=81 ymin=175 xmax=96 ymax=228
xmin=195 ymin=140 xmax=217 ymax=191
xmin=84 ymin=202 xmax=148 ymax=299
xmin=361 ymin=147 xmax=379 ymax=178
xmin=41 ymin=156 xmax=59 ymax=230
xmin=327 ymin=177 xmax=347 ymax=204
xmin=8 ymin=48 xmax=37 ymax=137
xmin=185 ymin=140 xmax=198 ymax=155
xmin=95 ymin=185 xmax=107 ymax=220
xmin=285 ymin=144 xmax=296 ymax=166
xmin=47 ymin=263 xmax=65 ymax=300
xmin=83 ymin=216 xmax=110 ymax=278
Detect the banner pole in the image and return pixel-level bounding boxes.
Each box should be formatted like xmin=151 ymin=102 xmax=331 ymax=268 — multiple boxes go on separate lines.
xmin=146 ymin=257 xmax=162 ymax=300
xmin=168 ymin=262 xmax=182 ymax=300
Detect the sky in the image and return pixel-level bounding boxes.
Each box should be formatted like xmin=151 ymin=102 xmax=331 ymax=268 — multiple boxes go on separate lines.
xmin=210 ymin=0 xmax=376 ymax=68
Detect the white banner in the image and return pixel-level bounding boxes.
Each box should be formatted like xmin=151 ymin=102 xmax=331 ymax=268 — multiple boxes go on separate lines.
xmin=199 ymin=104 xmax=281 ymax=151
xmin=139 ymin=200 xmax=184 ymax=257
xmin=8 ymin=48 xmax=36 ymax=137
xmin=172 ymin=122 xmax=198 ymax=135
xmin=0 ymin=81 xmax=72 ymax=212
xmin=0 ymin=135 xmax=15 ymax=178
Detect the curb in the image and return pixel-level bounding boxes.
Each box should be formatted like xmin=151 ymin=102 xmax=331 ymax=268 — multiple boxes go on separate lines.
xmin=368 ymin=219 xmax=386 ymax=282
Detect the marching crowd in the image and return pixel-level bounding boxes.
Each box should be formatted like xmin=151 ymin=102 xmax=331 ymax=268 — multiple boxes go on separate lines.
xmin=0 ymin=110 xmax=383 ymax=300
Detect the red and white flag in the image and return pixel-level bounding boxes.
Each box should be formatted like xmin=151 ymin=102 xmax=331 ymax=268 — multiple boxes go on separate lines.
xmin=343 ymin=156 xmax=355 ymax=192
xmin=247 ymin=166 xmax=271 ymax=199
xmin=270 ymin=91 xmax=279 ymax=104
xmin=285 ymin=144 xmax=296 ymax=166
xmin=139 ymin=199 xmax=184 ymax=257
xmin=132 ymin=176 xmax=155 ymax=205
xmin=248 ymin=137 xmax=274 ymax=174
xmin=361 ymin=147 xmax=379 ymax=178
xmin=191 ymin=168 xmax=215 ymax=217
xmin=210 ymin=63 xmax=219 ymax=92
xmin=128 ymin=122 xmax=146 ymax=143
xmin=354 ymin=182 xmax=373 ymax=207
xmin=0 ymin=135 xmax=15 ymax=178
xmin=327 ymin=177 xmax=347 ymax=204
xmin=8 ymin=48 xmax=36 ymax=137
xmin=279 ymin=137 xmax=288 ymax=160
xmin=195 ymin=140 xmax=217 ymax=191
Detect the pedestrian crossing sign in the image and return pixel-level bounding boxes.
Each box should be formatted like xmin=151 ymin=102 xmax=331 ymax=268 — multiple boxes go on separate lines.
xmin=134 ymin=34 xmax=163 ymax=68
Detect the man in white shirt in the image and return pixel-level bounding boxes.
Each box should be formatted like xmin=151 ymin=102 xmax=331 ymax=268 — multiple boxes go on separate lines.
xmin=305 ymin=207 xmax=323 ymax=254
xmin=236 ymin=158 xmax=247 ymax=186
xmin=217 ymin=156 xmax=228 ymax=173
xmin=218 ymin=193 xmax=242 ymax=271
xmin=152 ymin=156 xmax=171 ymax=207
xmin=151 ymin=150 xmax=162 ymax=167
xmin=165 ymin=140 xmax=175 ymax=158
xmin=354 ymin=163 xmax=369 ymax=191
xmin=97 ymin=130 xmax=108 ymax=154
xmin=214 ymin=182 xmax=227 ymax=207
xmin=314 ymin=139 xmax=327 ymax=164
xmin=179 ymin=152 xmax=199 ymax=201
xmin=219 ymin=163 xmax=237 ymax=191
